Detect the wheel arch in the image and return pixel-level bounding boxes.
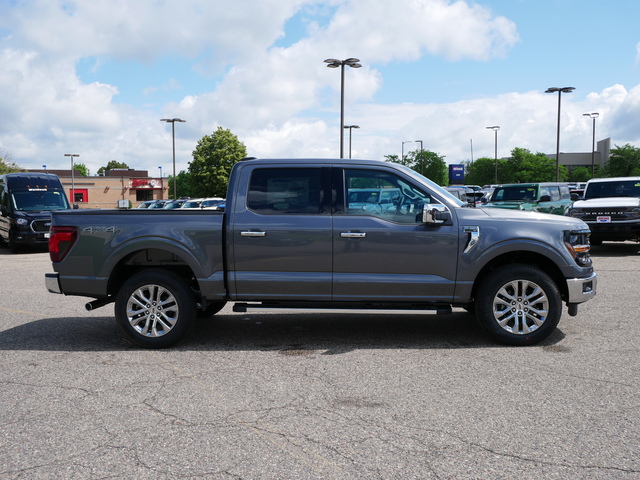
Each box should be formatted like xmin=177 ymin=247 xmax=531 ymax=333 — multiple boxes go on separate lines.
xmin=471 ymin=251 xmax=568 ymax=303
xmin=105 ymin=246 xmax=201 ymax=298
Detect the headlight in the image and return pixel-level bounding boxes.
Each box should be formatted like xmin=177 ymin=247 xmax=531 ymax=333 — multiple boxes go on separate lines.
xmin=564 ymin=229 xmax=592 ymax=267
xmin=631 ymin=208 xmax=640 ymax=218
xmin=16 ymin=218 xmax=29 ymax=225
xmin=567 ymin=209 xmax=584 ymax=218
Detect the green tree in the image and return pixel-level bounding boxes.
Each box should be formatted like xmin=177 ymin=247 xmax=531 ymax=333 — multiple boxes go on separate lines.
xmin=97 ymin=160 xmax=129 ymax=176
xmin=0 ymin=150 xmax=21 ymax=174
xmin=568 ymin=166 xmax=592 ymax=182
xmin=167 ymin=171 xmax=193 ymax=199
xmin=74 ymin=163 xmax=90 ymax=176
xmin=603 ymin=144 xmax=640 ymax=177
xmin=506 ymin=147 xmax=563 ymax=183
xmin=189 ymin=127 xmax=247 ymax=198
xmin=405 ymin=149 xmax=448 ymax=185
xmin=465 ymin=157 xmax=501 ymax=186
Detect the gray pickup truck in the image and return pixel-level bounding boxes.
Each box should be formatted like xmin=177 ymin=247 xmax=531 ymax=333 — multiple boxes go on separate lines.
xmin=46 ymin=158 xmax=597 ymax=348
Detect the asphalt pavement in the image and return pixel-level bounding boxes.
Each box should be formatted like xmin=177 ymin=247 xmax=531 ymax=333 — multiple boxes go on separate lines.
xmin=0 ymin=243 xmax=638 ymax=479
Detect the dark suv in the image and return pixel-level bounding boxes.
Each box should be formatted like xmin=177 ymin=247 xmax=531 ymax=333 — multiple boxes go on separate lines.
xmin=0 ymin=173 xmax=71 ymax=251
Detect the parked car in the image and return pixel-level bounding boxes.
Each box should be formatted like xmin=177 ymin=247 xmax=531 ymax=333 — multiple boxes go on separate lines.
xmin=200 ymin=198 xmax=225 ymax=209
xmin=180 ymin=198 xmax=205 ymax=210
xmin=135 ymin=200 xmax=158 ymax=209
xmin=346 ymin=187 xmax=402 ymax=214
xmin=483 ymin=182 xmax=576 ymax=215
xmin=148 ymin=200 xmax=170 ymax=209
xmin=163 ymin=199 xmax=189 ymax=209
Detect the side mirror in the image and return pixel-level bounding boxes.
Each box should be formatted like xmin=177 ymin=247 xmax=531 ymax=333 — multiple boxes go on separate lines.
xmin=570 ymin=193 xmax=579 ymax=201
xmin=539 ymin=195 xmax=551 ymax=202
xmin=422 ymin=204 xmax=451 ymax=225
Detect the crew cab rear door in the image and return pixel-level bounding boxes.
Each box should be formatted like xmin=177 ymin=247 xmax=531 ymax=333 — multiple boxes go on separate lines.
xmin=228 ymin=165 xmax=333 ymax=301
xmin=332 ymin=166 xmax=459 ymax=302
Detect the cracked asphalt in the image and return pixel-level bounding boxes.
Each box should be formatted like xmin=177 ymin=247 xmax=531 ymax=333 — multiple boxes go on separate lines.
xmin=0 ymin=244 xmax=638 ymax=479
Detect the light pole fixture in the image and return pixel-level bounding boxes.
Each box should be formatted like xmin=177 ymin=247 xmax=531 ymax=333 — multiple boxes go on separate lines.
xmin=583 ymin=112 xmax=599 ymax=178
xmin=324 ymin=58 xmax=362 ymax=158
xmin=545 ymin=87 xmax=575 ymax=181
xmin=343 ymin=125 xmax=360 ymax=159
xmin=415 ymin=140 xmax=424 ymax=175
xmin=64 ymin=154 xmax=80 ymax=203
xmin=160 ymin=118 xmax=186 ymax=199
xmin=486 ymin=126 xmax=500 ymax=183
xmin=402 ymin=141 xmax=412 ymax=164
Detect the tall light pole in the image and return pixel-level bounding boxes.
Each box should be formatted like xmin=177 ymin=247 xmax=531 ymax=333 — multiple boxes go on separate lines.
xmin=64 ymin=154 xmax=80 ymax=202
xmin=160 ymin=118 xmax=186 ymax=199
xmin=583 ymin=112 xmax=599 ymax=178
xmin=343 ymin=125 xmax=360 ymax=159
xmin=415 ymin=140 xmax=423 ymax=175
xmin=545 ymin=87 xmax=575 ymax=181
xmin=486 ymin=126 xmax=499 ymax=183
xmin=324 ymin=58 xmax=362 ymax=158
xmin=402 ymin=141 xmax=412 ymax=164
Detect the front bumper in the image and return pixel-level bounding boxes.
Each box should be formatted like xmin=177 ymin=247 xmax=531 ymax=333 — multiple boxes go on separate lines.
xmin=566 ymin=272 xmax=597 ymax=305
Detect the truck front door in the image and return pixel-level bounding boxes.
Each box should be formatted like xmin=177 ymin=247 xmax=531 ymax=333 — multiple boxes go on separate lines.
xmin=332 ymin=167 xmax=459 ymax=302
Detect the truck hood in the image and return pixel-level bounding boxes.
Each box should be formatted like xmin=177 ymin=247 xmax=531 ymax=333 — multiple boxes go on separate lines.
xmin=573 ymin=197 xmax=640 ymax=208
xmin=472 ymin=205 xmax=587 ymax=229
xmin=482 ymin=201 xmax=531 ymax=209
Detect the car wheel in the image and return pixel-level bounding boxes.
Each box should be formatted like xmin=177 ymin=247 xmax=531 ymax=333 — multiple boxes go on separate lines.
xmin=115 ymin=270 xmax=196 ymax=348
xmin=7 ymin=229 xmax=21 ymax=253
xmin=475 ymin=264 xmax=561 ymax=346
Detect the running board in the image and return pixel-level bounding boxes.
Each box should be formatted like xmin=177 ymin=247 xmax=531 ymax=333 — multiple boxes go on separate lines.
xmin=233 ymin=303 xmax=453 ymax=315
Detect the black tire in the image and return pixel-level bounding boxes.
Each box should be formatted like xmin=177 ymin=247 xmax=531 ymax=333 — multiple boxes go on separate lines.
xmin=7 ymin=229 xmax=21 ymax=253
xmin=475 ymin=264 xmax=561 ymax=346
xmin=196 ymin=300 xmax=227 ymax=318
xmin=115 ymin=270 xmax=197 ymax=348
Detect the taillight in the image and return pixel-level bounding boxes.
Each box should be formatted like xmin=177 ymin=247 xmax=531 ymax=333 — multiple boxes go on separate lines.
xmin=49 ymin=226 xmax=78 ymax=263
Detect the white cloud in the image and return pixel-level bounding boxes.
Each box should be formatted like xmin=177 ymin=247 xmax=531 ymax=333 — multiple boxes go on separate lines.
xmin=0 ymin=0 xmax=639 ymax=178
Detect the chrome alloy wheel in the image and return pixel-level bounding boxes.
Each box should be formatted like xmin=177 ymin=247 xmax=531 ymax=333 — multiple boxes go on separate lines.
xmin=492 ymin=279 xmax=549 ymax=335
xmin=126 ymin=284 xmax=179 ymax=337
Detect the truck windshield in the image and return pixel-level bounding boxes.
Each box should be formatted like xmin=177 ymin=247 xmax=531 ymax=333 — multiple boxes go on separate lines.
xmin=584 ymin=180 xmax=640 ymax=199
xmin=11 ymin=190 xmax=71 ymax=211
xmin=491 ymin=186 xmax=538 ymax=202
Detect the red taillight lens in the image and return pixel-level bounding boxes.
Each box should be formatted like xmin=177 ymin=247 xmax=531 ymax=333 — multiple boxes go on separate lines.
xmin=49 ymin=226 xmax=78 ymax=262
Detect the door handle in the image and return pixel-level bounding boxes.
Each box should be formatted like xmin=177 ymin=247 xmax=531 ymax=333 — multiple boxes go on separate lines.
xmin=340 ymin=232 xmax=366 ymax=238
xmin=240 ymin=231 xmax=266 ymax=237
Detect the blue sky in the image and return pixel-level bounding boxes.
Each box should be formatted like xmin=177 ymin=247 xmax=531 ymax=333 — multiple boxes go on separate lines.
xmin=1 ymin=0 xmax=639 ymax=176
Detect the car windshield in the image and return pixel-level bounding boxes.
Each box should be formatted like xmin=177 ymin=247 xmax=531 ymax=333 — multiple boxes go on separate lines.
xmin=490 ymin=186 xmax=538 ymax=202
xmin=11 ymin=190 xmax=70 ymax=211
xmin=584 ymin=180 xmax=640 ymax=199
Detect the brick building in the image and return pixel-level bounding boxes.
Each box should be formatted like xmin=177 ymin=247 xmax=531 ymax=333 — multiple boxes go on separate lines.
xmin=29 ymin=168 xmax=167 ymax=209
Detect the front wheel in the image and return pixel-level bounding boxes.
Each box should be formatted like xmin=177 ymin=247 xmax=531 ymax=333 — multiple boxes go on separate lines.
xmin=475 ymin=265 xmax=561 ymax=346
xmin=115 ymin=270 xmax=197 ymax=348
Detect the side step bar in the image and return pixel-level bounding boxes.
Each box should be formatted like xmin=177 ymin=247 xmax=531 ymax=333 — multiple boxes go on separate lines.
xmin=233 ymin=303 xmax=453 ymax=315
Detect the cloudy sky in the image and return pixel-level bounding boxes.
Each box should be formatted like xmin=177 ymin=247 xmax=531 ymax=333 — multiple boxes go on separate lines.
xmin=1 ymin=0 xmax=639 ymax=177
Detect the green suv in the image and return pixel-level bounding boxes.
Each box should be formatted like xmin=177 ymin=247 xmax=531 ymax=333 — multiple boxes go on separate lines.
xmin=483 ymin=182 xmax=575 ymax=215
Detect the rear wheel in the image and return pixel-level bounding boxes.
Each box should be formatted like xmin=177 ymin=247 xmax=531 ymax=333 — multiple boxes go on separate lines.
xmin=475 ymin=264 xmax=561 ymax=346
xmin=115 ymin=270 xmax=196 ymax=348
